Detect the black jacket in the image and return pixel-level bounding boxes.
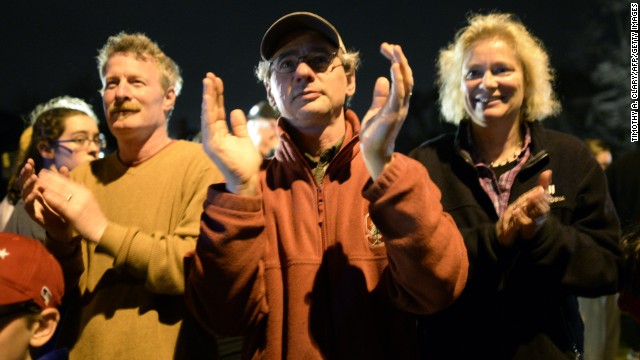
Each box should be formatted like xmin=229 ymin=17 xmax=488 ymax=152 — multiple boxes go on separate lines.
xmin=607 ymin=147 xmax=640 ymax=229
xmin=409 ymin=121 xmax=621 ymax=359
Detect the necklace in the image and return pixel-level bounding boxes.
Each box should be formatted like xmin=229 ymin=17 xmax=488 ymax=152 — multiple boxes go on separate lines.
xmin=483 ymin=141 xmax=523 ymax=168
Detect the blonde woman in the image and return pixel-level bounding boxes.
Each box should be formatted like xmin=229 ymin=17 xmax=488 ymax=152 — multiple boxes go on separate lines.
xmin=410 ymin=13 xmax=621 ymax=359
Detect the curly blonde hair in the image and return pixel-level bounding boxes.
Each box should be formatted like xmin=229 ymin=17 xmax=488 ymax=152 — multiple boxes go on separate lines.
xmin=437 ymin=12 xmax=561 ymax=124
xmin=96 ymin=32 xmax=183 ymax=97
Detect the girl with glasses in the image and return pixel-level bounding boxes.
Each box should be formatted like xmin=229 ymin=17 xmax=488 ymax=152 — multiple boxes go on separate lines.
xmin=3 ymin=96 xmax=102 ymax=241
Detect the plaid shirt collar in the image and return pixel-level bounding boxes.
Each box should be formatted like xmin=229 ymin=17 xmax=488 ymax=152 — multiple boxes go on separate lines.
xmin=464 ymin=122 xmax=532 ymax=217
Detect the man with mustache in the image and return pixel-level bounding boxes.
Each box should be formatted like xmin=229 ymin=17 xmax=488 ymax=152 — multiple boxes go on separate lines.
xmin=20 ymin=33 xmax=226 ymax=359
xmin=185 ymin=12 xmax=468 ymax=358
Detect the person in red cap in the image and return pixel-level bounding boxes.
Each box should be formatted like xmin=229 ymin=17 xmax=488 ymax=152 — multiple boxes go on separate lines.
xmin=0 ymin=232 xmax=65 ymax=360
xmin=186 ymin=11 xmax=468 ymax=358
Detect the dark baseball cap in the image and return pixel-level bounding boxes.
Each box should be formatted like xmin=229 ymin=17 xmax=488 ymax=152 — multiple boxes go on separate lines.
xmin=260 ymin=12 xmax=346 ymax=60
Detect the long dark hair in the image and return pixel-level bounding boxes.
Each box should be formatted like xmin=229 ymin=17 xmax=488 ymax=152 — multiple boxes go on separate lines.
xmin=6 ymin=108 xmax=88 ymax=205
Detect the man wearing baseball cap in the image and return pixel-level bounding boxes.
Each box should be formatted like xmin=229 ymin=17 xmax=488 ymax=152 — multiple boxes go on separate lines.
xmin=0 ymin=232 xmax=65 ymax=360
xmin=186 ymin=12 xmax=468 ymax=358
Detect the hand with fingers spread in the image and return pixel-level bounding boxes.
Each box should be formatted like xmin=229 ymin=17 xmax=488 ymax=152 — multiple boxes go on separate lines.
xmin=360 ymin=43 xmax=414 ymax=180
xmin=496 ymin=170 xmax=552 ymax=246
xmin=201 ymin=72 xmax=263 ymax=196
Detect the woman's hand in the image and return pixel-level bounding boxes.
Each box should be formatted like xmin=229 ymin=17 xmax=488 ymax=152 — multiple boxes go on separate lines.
xmin=496 ymin=170 xmax=552 ymax=246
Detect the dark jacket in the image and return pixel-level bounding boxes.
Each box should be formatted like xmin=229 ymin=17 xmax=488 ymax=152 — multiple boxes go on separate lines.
xmin=409 ymin=121 xmax=621 ymax=359
xmin=607 ymin=147 xmax=640 ymax=229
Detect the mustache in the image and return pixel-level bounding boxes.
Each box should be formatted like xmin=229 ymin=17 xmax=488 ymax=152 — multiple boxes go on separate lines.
xmin=108 ymin=103 xmax=141 ymax=115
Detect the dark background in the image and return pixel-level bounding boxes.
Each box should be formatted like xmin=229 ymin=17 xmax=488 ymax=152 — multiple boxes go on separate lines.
xmin=0 ymin=0 xmax=634 ymax=158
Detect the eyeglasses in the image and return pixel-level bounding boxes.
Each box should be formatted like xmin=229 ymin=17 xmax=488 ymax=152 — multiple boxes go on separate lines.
xmin=270 ymin=50 xmax=340 ymax=74
xmin=54 ymin=133 xmax=107 ymax=150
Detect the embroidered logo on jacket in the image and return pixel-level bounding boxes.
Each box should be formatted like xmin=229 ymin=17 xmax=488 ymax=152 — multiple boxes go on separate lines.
xmin=547 ymin=184 xmax=566 ymax=204
xmin=364 ymin=213 xmax=385 ymax=247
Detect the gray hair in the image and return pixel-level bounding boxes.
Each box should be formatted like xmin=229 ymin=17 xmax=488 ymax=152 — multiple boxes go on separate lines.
xmin=96 ymin=32 xmax=183 ymax=97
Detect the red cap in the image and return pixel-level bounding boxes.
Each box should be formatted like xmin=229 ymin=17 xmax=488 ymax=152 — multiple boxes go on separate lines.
xmin=0 ymin=232 xmax=64 ymax=309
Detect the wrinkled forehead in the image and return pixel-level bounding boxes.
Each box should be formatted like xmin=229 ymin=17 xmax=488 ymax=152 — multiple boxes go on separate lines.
xmin=102 ymin=52 xmax=158 ymax=76
xmin=270 ymin=31 xmax=338 ymax=60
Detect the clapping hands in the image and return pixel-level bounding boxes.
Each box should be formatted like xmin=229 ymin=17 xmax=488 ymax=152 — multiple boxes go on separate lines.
xmin=496 ymin=170 xmax=552 ymax=247
xmin=360 ymin=43 xmax=413 ymax=180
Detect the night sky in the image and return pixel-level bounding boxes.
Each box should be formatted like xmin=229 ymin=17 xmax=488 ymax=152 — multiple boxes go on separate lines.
xmin=0 ymin=0 xmax=624 ymax=153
